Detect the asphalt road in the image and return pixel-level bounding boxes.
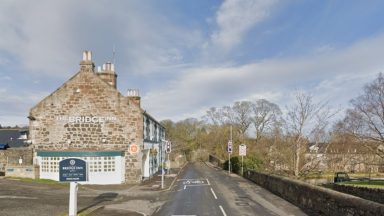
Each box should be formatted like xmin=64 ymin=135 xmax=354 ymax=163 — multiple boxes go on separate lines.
xmin=0 ymin=163 xmax=316 ymax=216
xmin=154 ymin=162 xmax=310 ymax=216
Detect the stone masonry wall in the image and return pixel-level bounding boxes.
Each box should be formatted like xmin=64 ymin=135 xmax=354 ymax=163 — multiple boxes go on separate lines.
xmin=29 ymin=62 xmax=143 ymax=183
xmin=0 ymin=148 xmax=33 ymax=174
xmin=325 ymin=183 xmax=384 ymax=204
xmin=244 ymin=170 xmax=384 ymax=216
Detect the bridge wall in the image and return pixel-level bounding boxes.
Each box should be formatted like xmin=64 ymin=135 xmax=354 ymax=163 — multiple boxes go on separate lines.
xmin=325 ymin=183 xmax=384 ymax=204
xmin=244 ymin=170 xmax=384 ymax=216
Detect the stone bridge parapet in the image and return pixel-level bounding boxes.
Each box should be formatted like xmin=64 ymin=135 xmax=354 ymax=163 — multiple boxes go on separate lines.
xmin=244 ymin=170 xmax=384 ymax=216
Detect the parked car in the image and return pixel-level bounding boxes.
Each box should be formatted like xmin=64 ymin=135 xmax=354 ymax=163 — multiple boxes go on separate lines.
xmin=334 ymin=172 xmax=351 ymax=183
xmin=0 ymin=143 xmax=10 ymax=150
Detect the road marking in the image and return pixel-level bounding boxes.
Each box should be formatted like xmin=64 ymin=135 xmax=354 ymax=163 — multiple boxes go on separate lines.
xmin=183 ymin=184 xmax=209 ymax=187
xmin=206 ymin=178 xmax=210 ymax=185
xmin=178 ymin=178 xmax=203 ymax=181
xmin=210 ymin=188 xmax=218 ymax=199
xmin=219 ymin=205 xmax=227 ymax=216
xmin=184 ymin=185 xmax=186 ymax=190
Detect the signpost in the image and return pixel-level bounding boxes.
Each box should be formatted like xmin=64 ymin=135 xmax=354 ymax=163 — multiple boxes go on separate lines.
xmin=59 ymin=158 xmax=87 ymax=216
xmin=239 ymin=144 xmax=247 ymax=176
xmin=166 ymin=141 xmax=171 ymax=175
xmin=228 ymin=140 xmax=232 ymax=174
xmin=166 ymin=141 xmax=171 ymax=153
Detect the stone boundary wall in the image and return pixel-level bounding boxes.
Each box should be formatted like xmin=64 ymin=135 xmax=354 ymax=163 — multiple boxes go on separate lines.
xmin=5 ymin=165 xmax=38 ymax=179
xmin=0 ymin=148 xmax=33 ymax=174
xmin=244 ymin=170 xmax=384 ymax=216
xmin=325 ymin=183 xmax=384 ymax=204
xmin=208 ymin=154 xmax=224 ymax=168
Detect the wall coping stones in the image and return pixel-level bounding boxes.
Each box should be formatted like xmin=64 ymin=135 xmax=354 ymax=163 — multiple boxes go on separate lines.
xmin=244 ymin=170 xmax=384 ymax=216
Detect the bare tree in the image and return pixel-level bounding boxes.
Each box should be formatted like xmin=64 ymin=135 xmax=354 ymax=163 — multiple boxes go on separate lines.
xmin=343 ymin=73 xmax=384 ymax=158
xmin=204 ymin=107 xmax=225 ymax=126
xmin=221 ymin=101 xmax=253 ymax=142
xmin=286 ymin=91 xmax=335 ymax=176
xmin=252 ymin=99 xmax=282 ymax=143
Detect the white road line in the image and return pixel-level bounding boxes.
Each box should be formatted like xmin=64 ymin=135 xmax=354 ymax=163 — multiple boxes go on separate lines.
xmin=206 ymin=178 xmax=210 ymax=185
xmin=219 ymin=205 xmax=227 ymax=216
xmin=210 ymin=188 xmax=218 ymax=199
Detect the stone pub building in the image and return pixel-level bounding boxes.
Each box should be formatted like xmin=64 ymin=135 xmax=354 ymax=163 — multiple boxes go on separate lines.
xmin=28 ymin=51 xmax=165 ymax=184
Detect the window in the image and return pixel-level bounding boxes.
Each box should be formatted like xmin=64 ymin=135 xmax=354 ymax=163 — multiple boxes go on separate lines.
xmin=41 ymin=156 xmax=116 ymax=173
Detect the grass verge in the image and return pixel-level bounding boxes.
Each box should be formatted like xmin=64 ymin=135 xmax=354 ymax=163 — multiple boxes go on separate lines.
xmin=338 ymin=180 xmax=384 ymax=189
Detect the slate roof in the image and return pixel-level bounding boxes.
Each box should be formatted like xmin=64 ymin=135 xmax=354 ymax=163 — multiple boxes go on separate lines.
xmin=0 ymin=129 xmax=28 ymax=148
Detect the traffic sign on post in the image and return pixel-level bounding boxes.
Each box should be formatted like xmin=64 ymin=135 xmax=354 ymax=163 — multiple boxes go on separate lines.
xmin=227 ymin=140 xmax=232 ymax=153
xmin=239 ymin=144 xmax=247 ymax=176
xmin=239 ymin=144 xmax=247 ymax=156
xmin=166 ymin=141 xmax=171 ymax=153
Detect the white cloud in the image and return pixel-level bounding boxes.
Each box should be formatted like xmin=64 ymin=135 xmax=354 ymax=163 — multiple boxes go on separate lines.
xmin=0 ymin=1 xmax=203 ymax=78
xmin=0 ymin=88 xmax=53 ymax=126
xmin=1 ymin=0 xmax=383 ymax=126
xmin=211 ymin=0 xmax=277 ymax=50
xmin=0 ymin=89 xmax=50 ymax=115
xmin=143 ymin=34 xmax=384 ymax=121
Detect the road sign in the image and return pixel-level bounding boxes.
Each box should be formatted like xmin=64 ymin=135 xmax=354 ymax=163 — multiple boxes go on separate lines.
xmin=129 ymin=144 xmax=139 ymax=154
xmin=59 ymin=158 xmax=87 ymax=182
xmin=239 ymin=144 xmax=247 ymax=156
xmin=227 ymin=140 xmax=232 ymax=153
xmin=166 ymin=141 xmax=171 ymax=153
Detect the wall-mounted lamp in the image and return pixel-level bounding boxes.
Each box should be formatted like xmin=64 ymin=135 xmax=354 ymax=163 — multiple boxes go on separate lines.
xmin=67 ymin=139 xmax=72 ymax=144
xmin=102 ymin=138 xmax=106 ymax=143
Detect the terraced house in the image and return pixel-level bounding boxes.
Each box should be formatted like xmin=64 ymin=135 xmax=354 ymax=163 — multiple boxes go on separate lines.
xmin=28 ymin=51 xmax=165 ymax=184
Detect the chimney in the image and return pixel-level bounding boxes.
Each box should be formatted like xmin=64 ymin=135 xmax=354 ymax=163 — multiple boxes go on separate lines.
xmin=79 ymin=50 xmax=95 ymax=72
xmin=127 ymin=89 xmax=141 ymax=107
xmin=97 ymin=62 xmax=117 ymax=88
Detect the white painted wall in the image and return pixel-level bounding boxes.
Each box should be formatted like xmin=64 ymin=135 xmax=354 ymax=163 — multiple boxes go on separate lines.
xmin=37 ymin=156 xmax=124 ymax=185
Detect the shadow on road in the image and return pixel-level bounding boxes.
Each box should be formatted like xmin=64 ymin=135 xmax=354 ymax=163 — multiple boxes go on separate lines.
xmin=78 ymin=192 xmax=118 ymax=214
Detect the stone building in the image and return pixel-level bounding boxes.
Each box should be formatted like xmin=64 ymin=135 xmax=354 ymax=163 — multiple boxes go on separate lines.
xmin=28 ymin=51 xmax=165 ymax=184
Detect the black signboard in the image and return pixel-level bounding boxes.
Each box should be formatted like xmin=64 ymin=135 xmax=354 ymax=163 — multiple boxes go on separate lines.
xmin=59 ymin=158 xmax=87 ymax=182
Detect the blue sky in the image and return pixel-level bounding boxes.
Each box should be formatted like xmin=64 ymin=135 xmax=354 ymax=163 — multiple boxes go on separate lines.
xmin=1 ymin=0 xmax=384 ymax=126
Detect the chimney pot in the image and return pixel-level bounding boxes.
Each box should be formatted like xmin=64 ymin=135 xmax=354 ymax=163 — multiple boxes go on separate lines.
xmin=82 ymin=50 xmax=92 ymax=61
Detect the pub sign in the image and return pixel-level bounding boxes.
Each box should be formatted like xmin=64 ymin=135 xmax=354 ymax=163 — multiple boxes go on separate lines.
xmin=59 ymin=158 xmax=87 ymax=182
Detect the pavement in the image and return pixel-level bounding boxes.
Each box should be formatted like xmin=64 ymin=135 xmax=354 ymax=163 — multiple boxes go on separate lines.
xmin=0 ymin=166 xmax=184 ymax=216
xmin=83 ymin=167 xmax=184 ymax=216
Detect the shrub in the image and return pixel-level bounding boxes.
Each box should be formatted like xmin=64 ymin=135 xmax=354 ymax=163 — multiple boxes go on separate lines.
xmin=223 ymin=156 xmax=263 ymax=175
